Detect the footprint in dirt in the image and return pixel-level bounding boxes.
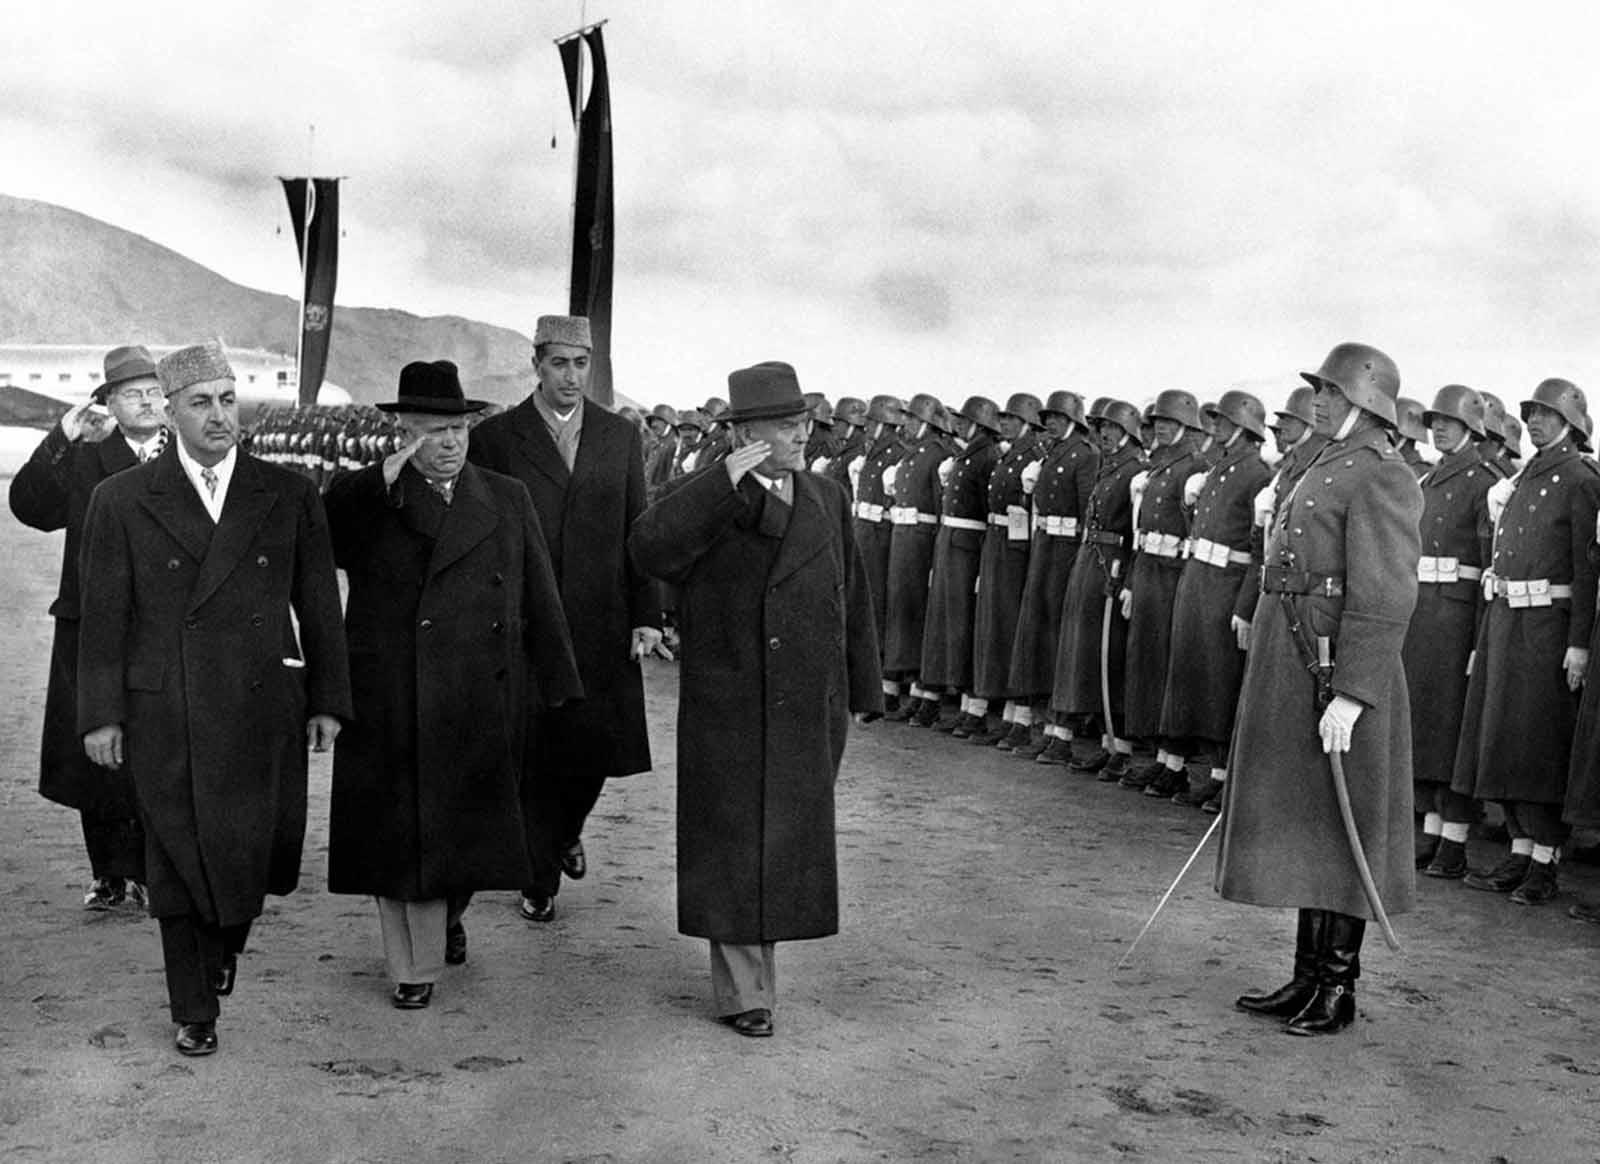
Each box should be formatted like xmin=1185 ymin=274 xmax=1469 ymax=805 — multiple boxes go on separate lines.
xmin=454 ymin=1055 xmax=523 ymax=1072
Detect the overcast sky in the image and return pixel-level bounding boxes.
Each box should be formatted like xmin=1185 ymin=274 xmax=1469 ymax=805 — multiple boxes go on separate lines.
xmin=5 ymin=1 xmax=1599 ymax=412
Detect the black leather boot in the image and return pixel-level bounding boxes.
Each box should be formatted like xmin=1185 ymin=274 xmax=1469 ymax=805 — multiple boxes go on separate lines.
xmin=1286 ymin=911 xmax=1364 ymax=1036
xmin=1236 ymin=909 xmax=1322 ymax=1017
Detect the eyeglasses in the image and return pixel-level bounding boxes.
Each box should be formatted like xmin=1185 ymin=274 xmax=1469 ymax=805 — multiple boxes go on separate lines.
xmin=112 ymin=386 xmax=165 ymax=401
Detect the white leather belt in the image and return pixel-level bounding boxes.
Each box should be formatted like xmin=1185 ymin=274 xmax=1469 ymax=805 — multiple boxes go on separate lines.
xmin=1138 ymin=531 xmax=1185 ymax=558
xmin=941 ymin=515 xmax=986 ymax=531
xmin=1489 ymin=577 xmax=1570 ymax=608
xmin=889 ymin=506 xmax=938 ymax=525
xmin=987 ymin=513 xmax=1009 ymax=526
xmin=854 ymin=502 xmax=886 ymax=522
xmin=1189 ymin=537 xmax=1251 ymax=568
xmin=1006 ymin=504 xmax=1030 ymax=541
xmin=1417 ymin=556 xmax=1482 ymax=584
xmin=1041 ymin=515 xmax=1080 ymax=538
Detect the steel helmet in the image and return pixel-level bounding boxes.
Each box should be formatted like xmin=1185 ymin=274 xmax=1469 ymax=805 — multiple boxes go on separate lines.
xmin=1000 ymin=393 xmax=1044 ymax=429
xmin=1272 ymin=386 xmax=1317 ymax=430
xmin=1086 ymin=396 xmax=1112 ymax=420
xmin=866 ymin=394 xmax=905 ymax=426
xmin=649 ymin=403 xmax=680 ymax=427
xmin=906 ymin=393 xmax=950 ymax=433
xmin=1096 ymin=400 xmax=1143 ymax=443
xmin=1149 ymin=389 xmax=1203 ymax=430
xmin=1479 ymin=391 xmax=1508 ymax=442
xmin=1502 ymin=414 xmax=1523 ymax=458
xmin=1394 ymin=397 xmax=1427 ymax=442
xmin=804 ymin=393 xmax=834 ymax=428
xmin=1300 ymin=342 xmax=1400 ymax=427
xmin=1520 ymin=378 xmax=1589 ymax=435
xmin=835 ymin=397 xmax=869 ymax=428
xmin=702 ymin=396 xmax=730 ymax=420
xmin=1041 ymin=391 xmax=1087 ymax=426
xmin=1205 ymin=390 xmax=1268 ymax=441
xmin=677 ymin=408 xmax=708 ymax=432
xmin=957 ymin=395 xmax=1001 ymax=434
xmin=1421 ymin=384 xmax=1486 ymax=438
xmin=1198 ymin=402 xmax=1219 ymax=436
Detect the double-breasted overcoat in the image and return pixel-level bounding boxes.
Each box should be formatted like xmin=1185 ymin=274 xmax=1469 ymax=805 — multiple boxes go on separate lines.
xmin=851 ymin=432 xmax=910 ymax=652
xmin=883 ymin=429 xmax=951 ymax=674
xmin=972 ymin=431 xmax=1045 ymax=700
xmin=1233 ymin=433 xmax=1329 ymax=625
xmin=919 ymin=433 xmax=1001 ymax=690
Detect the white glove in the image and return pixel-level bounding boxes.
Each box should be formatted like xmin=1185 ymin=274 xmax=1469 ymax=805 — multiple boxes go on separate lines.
xmin=1318 ymin=695 xmax=1363 ymax=754
xmin=1129 ymin=470 xmax=1150 ymax=502
xmin=1465 ymin=649 xmax=1475 ymax=677
xmin=936 ymin=456 xmax=956 ymax=488
xmin=1564 ymin=647 xmax=1590 ymax=692
xmin=1486 ymin=475 xmax=1515 ymax=526
xmin=810 ymin=456 xmax=830 ymax=474
xmin=1119 ymin=588 xmax=1133 ymax=620
xmin=1183 ymin=471 xmax=1208 ymax=507
xmin=883 ymin=464 xmax=901 ymax=498
xmin=1020 ymin=459 xmax=1042 ymax=495
xmin=1253 ymin=480 xmax=1276 ymax=529
xmin=1231 ymin=615 xmax=1251 ymax=651
xmin=847 ymin=455 xmax=865 ymax=493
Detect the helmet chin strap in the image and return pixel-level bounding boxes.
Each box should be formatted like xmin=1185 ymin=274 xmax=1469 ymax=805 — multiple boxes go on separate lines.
xmin=1335 ymin=410 xmax=1360 ymax=442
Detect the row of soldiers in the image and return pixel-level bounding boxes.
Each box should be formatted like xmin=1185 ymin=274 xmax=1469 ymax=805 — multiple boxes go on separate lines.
xmin=635 ymin=374 xmax=1600 ymax=918
xmin=246 ymin=404 xmax=407 ymax=488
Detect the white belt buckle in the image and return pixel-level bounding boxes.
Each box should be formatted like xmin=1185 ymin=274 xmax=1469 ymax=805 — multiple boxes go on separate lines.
xmin=1418 ymin=555 xmax=1439 ymax=583
xmin=1529 ymin=578 xmax=1552 ymax=607
xmin=1160 ymin=533 xmax=1181 ymax=556
xmin=1506 ymin=579 xmax=1530 ymax=609
xmin=1007 ymin=505 xmax=1030 ymax=541
xmin=1436 ymin=556 xmax=1460 ymax=584
xmin=1061 ymin=516 xmax=1078 ymax=538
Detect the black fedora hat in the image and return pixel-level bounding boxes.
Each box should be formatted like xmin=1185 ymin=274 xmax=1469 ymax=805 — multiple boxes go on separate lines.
xmin=95 ymin=344 xmax=159 ymax=404
xmin=377 ymin=360 xmax=486 ymax=414
xmin=726 ymin=361 xmax=809 ymax=423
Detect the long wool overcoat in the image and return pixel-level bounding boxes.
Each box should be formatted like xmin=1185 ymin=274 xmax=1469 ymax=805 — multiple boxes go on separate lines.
xmin=919 ymin=433 xmax=1001 ymax=689
xmin=324 ymin=463 xmax=582 ymax=900
xmin=883 ymin=429 xmax=951 ymax=674
xmin=1008 ymin=426 xmax=1098 ymax=697
xmin=629 ymin=467 xmax=883 ymax=944
xmin=1216 ymin=424 xmax=1422 ymax=919
xmin=1233 ymin=433 xmax=1329 ymax=624
xmin=1159 ymin=437 xmax=1271 ymax=744
xmin=10 ymin=425 xmax=143 ymax=816
xmin=468 ymin=397 xmax=656 ymax=779
xmin=852 ymin=431 xmax=910 ymax=653
xmin=77 ymin=448 xmax=352 ymax=925
xmin=1452 ymin=434 xmax=1600 ymax=805
xmin=972 ymin=431 xmax=1046 ymax=700
xmin=1399 ymin=444 xmax=1501 ymax=788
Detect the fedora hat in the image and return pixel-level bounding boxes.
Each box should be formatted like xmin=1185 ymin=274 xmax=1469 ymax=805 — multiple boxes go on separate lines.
xmin=726 ymin=361 xmax=809 ymax=423
xmin=95 ymin=344 xmax=159 ymax=404
xmin=377 ymin=360 xmax=487 ymax=414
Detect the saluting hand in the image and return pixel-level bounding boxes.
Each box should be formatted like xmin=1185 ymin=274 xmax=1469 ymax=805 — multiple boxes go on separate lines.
xmin=60 ymin=400 xmax=94 ymax=442
xmin=83 ymin=724 xmax=123 ymax=770
xmin=381 ymin=434 xmax=428 ymax=488
xmin=725 ymin=441 xmax=770 ymax=488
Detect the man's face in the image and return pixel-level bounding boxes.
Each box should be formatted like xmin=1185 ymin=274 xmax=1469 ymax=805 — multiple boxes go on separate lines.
xmin=1271 ymin=416 xmax=1307 ymax=454
xmin=998 ymin=414 xmax=1024 ymax=441
xmin=1214 ymin=416 xmax=1239 ymax=445
xmin=533 ymin=343 xmax=590 ymax=411
xmin=1093 ymin=421 xmax=1123 ymax=453
xmin=1152 ymin=418 xmax=1182 ymax=446
xmin=647 ymin=417 xmax=671 ymax=439
xmin=738 ymin=413 xmax=811 ymax=474
xmin=1524 ymin=402 xmax=1566 ymax=449
xmin=957 ymin=417 xmax=978 ymax=443
xmin=165 ymin=378 xmax=239 ymax=465
xmin=1430 ymin=416 xmax=1469 ymax=452
xmin=1043 ymin=412 xmax=1070 ymax=438
xmin=105 ymin=376 xmax=165 ymax=438
xmin=400 ymin=413 xmax=471 ymax=480
xmin=1310 ymin=380 xmax=1355 ymax=436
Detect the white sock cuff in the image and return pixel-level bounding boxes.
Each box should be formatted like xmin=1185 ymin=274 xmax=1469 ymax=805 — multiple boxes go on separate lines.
xmin=1013 ymin=706 xmax=1034 ymax=725
xmin=1155 ymin=749 xmax=1170 ymax=765
xmin=1423 ymin=812 xmax=1443 ymax=836
xmin=882 ymin=679 xmax=901 ymax=697
xmin=1440 ymin=821 xmax=1470 ymax=843
xmin=1209 ymin=767 xmax=1227 ymax=782
xmin=1531 ymin=843 xmax=1557 ymax=864
xmin=1163 ymin=754 xmax=1185 ymax=771
xmin=1511 ymin=837 xmax=1535 ymax=856
xmin=969 ymin=698 xmax=990 ymax=716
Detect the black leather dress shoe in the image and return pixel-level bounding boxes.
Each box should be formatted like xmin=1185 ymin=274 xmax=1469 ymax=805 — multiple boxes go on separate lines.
xmin=175 ymin=1021 xmax=218 ymax=1056
xmin=560 ymin=841 xmax=587 ymax=880
xmin=721 ymin=1008 xmax=774 ymax=1037
xmin=1071 ymin=748 xmax=1110 ymax=773
xmin=212 ymin=953 xmax=237 ymax=997
xmin=519 ymin=893 xmax=556 ymax=923
xmin=392 ymin=982 xmax=433 ymax=1009
xmin=445 ymin=922 xmax=467 ymax=965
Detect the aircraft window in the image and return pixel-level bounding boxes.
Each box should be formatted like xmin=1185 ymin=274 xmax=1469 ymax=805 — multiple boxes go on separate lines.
xmin=29 ymin=373 xmax=42 ymax=381
xmin=59 ymin=373 xmax=72 ymax=383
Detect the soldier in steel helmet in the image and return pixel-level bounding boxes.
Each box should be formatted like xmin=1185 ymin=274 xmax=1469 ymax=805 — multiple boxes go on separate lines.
xmin=643 ymin=404 xmax=682 ymax=502
xmin=850 ymin=396 xmax=910 ymax=693
xmin=1392 ymin=398 xmax=1431 ymax=477
xmin=1218 ymin=341 xmax=1422 ymax=1037
xmin=1403 ymin=386 xmax=1505 ymax=879
xmin=1451 ymin=378 xmax=1600 ymax=906
xmin=822 ymin=397 xmax=870 ymax=501
xmin=1478 ymin=393 xmax=1519 ymax=477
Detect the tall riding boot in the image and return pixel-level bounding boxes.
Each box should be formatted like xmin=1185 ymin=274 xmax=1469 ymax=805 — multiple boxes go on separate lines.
xmin=1235 ymin=909 xmax=1322 ymax=1017
xmin=1286 ymin=911 xmax=1365 ymax=1036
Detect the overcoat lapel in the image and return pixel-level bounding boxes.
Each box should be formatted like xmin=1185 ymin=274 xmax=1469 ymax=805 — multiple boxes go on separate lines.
xmin=188 ymin=455 xmax=280 ymax=614
xmin=567 ymin=399 xmax=608 ymax=497
xmin=510 ymin=397 xmax=572 ymax=491
xmin=427 ymin=464 xmax=498 ymax=578
xmin=768 ymin=473 xmax=830 ymax=586
xmin=97 ymin=430 xmax=138 ymax=476
xmin=137 ymin=447 xmax=214 ymax=565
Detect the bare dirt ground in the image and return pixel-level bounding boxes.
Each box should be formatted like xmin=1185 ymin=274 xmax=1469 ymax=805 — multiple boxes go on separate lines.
xmin=3 ymin=506 xmax=1600 ymax=1163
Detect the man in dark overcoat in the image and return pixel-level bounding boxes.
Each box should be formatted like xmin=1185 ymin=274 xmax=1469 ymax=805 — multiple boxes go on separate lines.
xmin=1452 ymin=379 xmax=1600 ymax=905
xmin=1157 ymin=391 xmax=1272 ymax=804
xmin=643 ymin=404 xmax=681 ymax=502
xmin=881 ymin=394 xmax=952 ymax=722
xmin=1217 ymin=341 xmax=1422 ymax=1037
xmin=325 ymin=362 xmax=582 ymax=1009
xmin=11 ymin=345 xmax=167 ymax=910
xmin=1007 ymin=391 xmax=1098 ymax=759
xmin=849 ymin=394 xmax=908 ymax=685
xmin=78 ymin=341 xmax=351 ymax=1057
xmin=468 ymin=315 xmax=662 ymax=924
xmin=630 ymin=361 xmax=882 ymax=1038
xmin=967 ymin=394 xmax=1045 ymax=745
xmin=1117 ymin=389 xmax=1206 ymax=791
xmin=920 ymin=397 xmax=1003 ymax=734
xmin=1401 ymin=385 xmax=1503 ymax=878
xmin=1053 ymin=400 xmax=1144 ymax=777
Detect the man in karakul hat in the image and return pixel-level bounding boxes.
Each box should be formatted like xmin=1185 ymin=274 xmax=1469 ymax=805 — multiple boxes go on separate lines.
xmin=630 ymin=360 xmax=883 ymax=1037
xmin=324 ymin=361 xmax=581 ymax=1009
xmin=468 ymin=315 xmax=664 ymax=924
xmin=77 ymin=340 xmax=351 ymax=1057
xmin=11 ymin=345 xmax=169 ymax=913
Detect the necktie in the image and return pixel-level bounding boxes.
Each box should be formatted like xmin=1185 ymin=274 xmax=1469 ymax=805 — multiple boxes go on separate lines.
xmin=201 ymin=467 xmax=218 ymax=498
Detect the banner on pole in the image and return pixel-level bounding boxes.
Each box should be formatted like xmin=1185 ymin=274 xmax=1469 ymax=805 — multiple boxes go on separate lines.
xmin=566 ymin=28 xmax=614 ymax=407
xmin=280 ymin=177 xmax=340 ymax=406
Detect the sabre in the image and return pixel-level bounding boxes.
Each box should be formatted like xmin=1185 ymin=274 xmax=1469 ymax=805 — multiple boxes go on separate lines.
xmin=1098 ymin=555 xmax=1122 ymax=753
xmin=1116 ymin=811 xmax=1224 ymax=969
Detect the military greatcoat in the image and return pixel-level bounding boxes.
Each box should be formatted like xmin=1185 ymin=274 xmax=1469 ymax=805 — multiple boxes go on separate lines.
xmin=629 ymin=467 xmax=883 ymax=944
xmin=1159 ymin=436 xmax=1272 ymax=744
xmin=972 ymin=431 xmax=1046 ymax=700
xmin=883 ymin=429 xmax=951 ymax=674
xmin=851 ymin=432 xmax=910 ymax=652
xmin=1399 ymin=443 xmax=1501 ymax=788
xmin=919 ymin=432 xmax=1002 ymax=690
xmin=1216 ymin=424 xmax=1422 ymax=919
xmin=1233 ymin=433 xmax=1330 ymax=624
xmin=1453 ymin=434 xmax=1600 ymax=805
xmin=1008 ymin=426 xmax=1099 ymax=698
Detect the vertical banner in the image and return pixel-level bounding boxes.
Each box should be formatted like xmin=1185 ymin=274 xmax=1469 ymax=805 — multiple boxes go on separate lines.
xmin=280 ymin=177 xmax=340 ymax=406
xmin=566 ymin=29 xmax=615 ymax=406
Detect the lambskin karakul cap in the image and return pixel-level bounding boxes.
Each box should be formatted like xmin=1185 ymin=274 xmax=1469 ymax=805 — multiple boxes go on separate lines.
xmin=157 ymin=340 xmax=234 ymax=396
xmin=726 ymin=361 xmax=809 ymax=422
xmin=533 ymin=315 xmax=592 ymax=348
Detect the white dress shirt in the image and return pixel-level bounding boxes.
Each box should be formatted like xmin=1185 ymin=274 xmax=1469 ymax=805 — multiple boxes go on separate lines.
xmin=175 ymin=441 xmax=237 ymax=524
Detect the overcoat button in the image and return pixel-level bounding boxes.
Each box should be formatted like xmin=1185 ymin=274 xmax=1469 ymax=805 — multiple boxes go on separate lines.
xmin=420 ymin=619 xmax=433 ymax=630
xmin=256 ymin=555 xmax=269 ymax=567
xmin=769 ymin=636 xmax=781 ymax=651
xmin=250 ymin=614 xmax=264 ymax=626
xmin=492 ymin=621 xmax=504 ymax=634
xmin=492 ymin=572 xmax=505 ymax=585
xmin=184 ymin=618 xmax=197 ymax=629
xmin=249 ymin=680 xmax=262 ymax=692
xmin=167 ymin=559 xmax=180 ymax=571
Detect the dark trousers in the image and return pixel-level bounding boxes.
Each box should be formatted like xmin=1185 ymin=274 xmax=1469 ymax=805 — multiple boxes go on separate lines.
xmin=158 ymin=915 xmax=252 ymax=1024
xmin=526 ymin=770 xmax=606 ymax=896
xmin=1502 ymin=800 xmax=1570 ymax=848
xmin=81 ymin=810 xmax=145 ymax=882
